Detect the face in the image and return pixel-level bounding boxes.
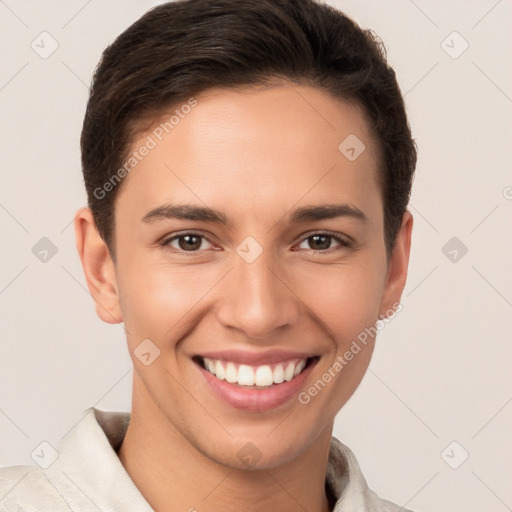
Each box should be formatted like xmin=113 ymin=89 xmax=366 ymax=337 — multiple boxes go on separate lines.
xmin=79 ymin=83 xmax=411 ymax=470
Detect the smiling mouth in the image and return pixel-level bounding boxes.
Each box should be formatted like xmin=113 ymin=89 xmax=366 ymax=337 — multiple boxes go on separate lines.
xmin=194 ymin=356 xmax=319 ymax=389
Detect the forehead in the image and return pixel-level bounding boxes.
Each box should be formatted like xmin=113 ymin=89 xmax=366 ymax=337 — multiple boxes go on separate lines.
xmin=116 ymin=83 xmax=382 ymax=227
xmin=169 ymin=83 xmax=377 ymax=162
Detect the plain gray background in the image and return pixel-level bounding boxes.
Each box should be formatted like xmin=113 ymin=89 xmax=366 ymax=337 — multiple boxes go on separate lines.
xmin=1 ymin=1 xmax=511 ymax=511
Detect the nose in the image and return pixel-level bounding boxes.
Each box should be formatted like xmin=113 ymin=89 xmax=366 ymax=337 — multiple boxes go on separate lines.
xmin=216 ymin=249 xmax=303 ymax=340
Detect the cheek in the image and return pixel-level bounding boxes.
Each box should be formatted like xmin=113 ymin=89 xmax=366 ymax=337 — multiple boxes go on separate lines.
xmin=117 ymin=256 xmax=225 ymax=344
xmin=293 ymin=263 xmax=385 ymax=420
xmin=294 ymin=259 xmax=386 ymax=344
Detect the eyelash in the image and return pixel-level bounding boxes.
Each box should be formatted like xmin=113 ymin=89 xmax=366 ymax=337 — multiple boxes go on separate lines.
xmin=160 ymin=230 xmax=352 ymax=255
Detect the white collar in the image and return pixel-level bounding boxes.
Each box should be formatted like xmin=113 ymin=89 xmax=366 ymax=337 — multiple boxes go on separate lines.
xmin=42 ymin=407 xmax=407 ymax=512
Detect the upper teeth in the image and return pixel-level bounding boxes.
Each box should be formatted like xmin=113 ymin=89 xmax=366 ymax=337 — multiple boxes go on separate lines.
xmin=203 ymin=358 xmax=307 ymax=387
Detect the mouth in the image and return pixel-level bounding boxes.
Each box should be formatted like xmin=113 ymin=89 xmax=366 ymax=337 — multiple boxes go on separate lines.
xmin=194 ymin=356 xmax=317 ymax=388
xmin=192 ymin=353 xmax=319 ymax=411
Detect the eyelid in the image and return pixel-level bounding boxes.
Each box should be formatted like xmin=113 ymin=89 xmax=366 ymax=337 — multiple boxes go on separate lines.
xmin=293 ymin=230 xmax=353 ymax=252
xmin=298 ymin=229 xmax=353 ymax=244
xmin=160 ymin=230 xmax=218 ymax=251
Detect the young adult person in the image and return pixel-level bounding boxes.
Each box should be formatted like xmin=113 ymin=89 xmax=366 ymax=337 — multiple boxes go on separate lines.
xmin=0 ymin=1 xmax=417 ymax=510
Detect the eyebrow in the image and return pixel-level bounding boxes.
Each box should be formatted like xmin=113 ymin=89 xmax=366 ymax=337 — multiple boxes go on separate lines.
xmin=141 ymin=203 xmax=367 ymax=226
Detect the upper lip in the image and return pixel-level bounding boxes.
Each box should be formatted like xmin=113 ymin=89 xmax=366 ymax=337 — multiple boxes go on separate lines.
xmin=196 ymin=350 xmax=316 ymax=366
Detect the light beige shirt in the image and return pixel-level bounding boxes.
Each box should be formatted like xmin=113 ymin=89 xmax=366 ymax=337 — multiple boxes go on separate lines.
xmin=0 ymin=407 xmax=413 ymax=511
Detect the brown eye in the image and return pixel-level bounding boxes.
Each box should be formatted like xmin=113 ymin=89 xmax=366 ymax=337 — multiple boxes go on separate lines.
xmin=164 ymin=233 xmax=214 ymax=252
xmin=178 ymin=234 xmax=202 ymax=251
xmin=296 ymin=232 xmax=349 ymax=252
xmin=308 ymin=234 xmax=333 ymax=251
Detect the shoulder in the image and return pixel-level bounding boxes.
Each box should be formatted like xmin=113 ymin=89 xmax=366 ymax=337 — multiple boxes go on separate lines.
xmin=0 ymin=464 xmax=69 ymax=511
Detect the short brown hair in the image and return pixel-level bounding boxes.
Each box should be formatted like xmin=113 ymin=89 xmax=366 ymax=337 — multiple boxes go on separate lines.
xmin=81 ymin=0 xmax=416 ymax=258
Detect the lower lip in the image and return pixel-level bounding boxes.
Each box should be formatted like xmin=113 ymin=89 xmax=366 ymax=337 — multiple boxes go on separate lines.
xmin=197 ymin=359 xmax=317 ymax=412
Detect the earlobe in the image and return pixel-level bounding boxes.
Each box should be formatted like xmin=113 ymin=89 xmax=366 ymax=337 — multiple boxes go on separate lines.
xmin=74 ymin=207 xmax=123 ymax=324
xmin=379 ymin=211 xmax=413 ymax=316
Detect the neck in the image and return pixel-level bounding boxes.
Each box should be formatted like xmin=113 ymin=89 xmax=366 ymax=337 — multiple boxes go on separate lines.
xmin=117 ymin=384 xmax=334 ymax=512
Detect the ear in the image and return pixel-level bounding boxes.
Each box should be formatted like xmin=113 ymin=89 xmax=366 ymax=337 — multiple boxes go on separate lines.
xmin=379 ymin=211 xmax=413 ymax=316
xmin=74 ymin=207 xmax=123 ymax=324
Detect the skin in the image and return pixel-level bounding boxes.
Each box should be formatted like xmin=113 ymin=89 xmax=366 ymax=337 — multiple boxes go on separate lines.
xmin=75 ymin=83 xmax=412 ymax=512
